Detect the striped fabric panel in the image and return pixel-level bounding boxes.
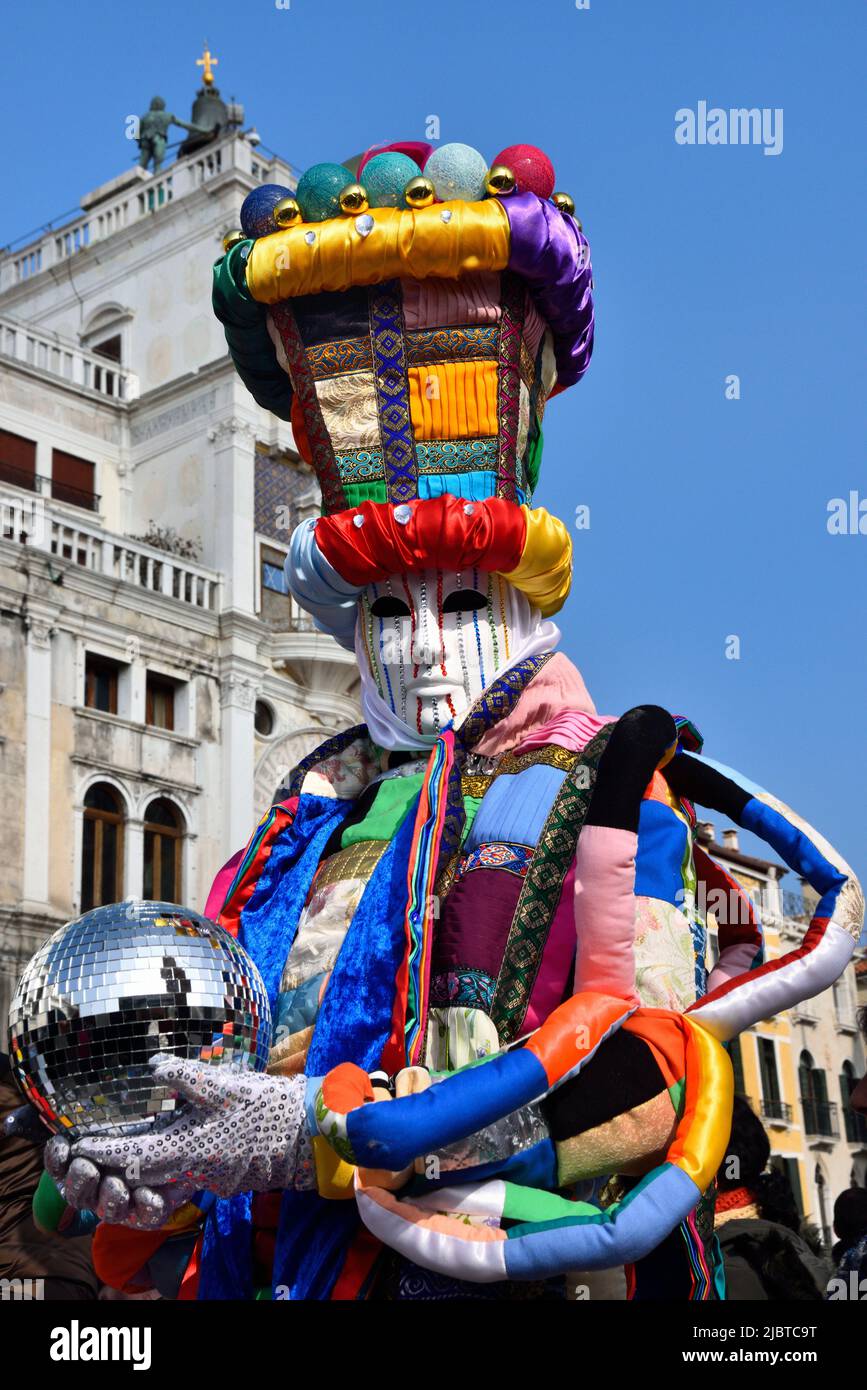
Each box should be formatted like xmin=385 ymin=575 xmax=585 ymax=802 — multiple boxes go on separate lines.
xmin=407 ymin=361 xmax=499 ymax=439
xmin=400 ymin=271 xmax=503 ymax=329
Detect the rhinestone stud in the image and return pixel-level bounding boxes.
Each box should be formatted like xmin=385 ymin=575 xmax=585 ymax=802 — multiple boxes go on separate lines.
xmin=393 ymin=504 xmax=413 ymax=525
xmin=355 ymin=213 xmax=375 ymax=237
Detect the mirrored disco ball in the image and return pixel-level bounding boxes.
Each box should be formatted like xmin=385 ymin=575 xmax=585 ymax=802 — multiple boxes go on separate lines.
xmin=7 ymin=901 xmax=272 ymax=1140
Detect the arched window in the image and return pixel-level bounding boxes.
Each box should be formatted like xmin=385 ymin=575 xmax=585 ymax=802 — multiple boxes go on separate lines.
xmin=81 ymin=783 xmax=125 ymax=910
xmin=143 ymin=798 xmax=183 ymax=903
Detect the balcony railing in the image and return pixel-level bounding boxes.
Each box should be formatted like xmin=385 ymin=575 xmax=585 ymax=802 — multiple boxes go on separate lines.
xmin=760 ymin=1097 xmax=793 ymax=1124
xmin=0 ymin=482 xmax=220 ymax=612
xmin=0 ymin=464 xmax=99 ymax=513
xmin=844 ymin=1107 xmax=867 ymax=1145
xmin=0 ymin=315 xmax=139 ymax=402
xmin=801 ymin=1098 xmax=840 ymax=1140
xmin=0 ymin=134 xmax=298 ymax=292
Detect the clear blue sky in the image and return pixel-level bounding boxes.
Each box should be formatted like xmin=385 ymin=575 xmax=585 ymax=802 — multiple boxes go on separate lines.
xmin=2 ymin=0 xmax=864 ymax=899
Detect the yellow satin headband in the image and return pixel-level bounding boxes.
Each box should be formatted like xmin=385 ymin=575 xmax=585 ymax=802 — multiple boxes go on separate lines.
xmin=504 ymin=506 xmax=573 ymax=617
xmin=246 ymin=199 xmax=512 ymax=303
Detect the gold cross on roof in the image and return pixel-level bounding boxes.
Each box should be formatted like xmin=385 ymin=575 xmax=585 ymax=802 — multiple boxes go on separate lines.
xmin=196 ymin=44 xmax=219 ymax=87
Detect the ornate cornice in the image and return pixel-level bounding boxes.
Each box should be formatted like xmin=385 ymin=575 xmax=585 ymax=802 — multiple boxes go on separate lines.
xmin=207 ymin=416 xmax=258 ymax=446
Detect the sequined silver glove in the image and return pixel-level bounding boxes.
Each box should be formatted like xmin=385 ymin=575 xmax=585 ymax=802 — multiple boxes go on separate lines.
xmin=44 ymin=1054 xmax=314 ymax=1228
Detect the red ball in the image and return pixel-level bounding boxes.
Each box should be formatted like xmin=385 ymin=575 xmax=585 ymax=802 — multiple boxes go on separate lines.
xmin=492 ymin=144 xmax=556 ymax=199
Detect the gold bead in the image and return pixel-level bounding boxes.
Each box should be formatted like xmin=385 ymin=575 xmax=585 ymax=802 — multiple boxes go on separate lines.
xmin=222 ymin=229 xmax=247 ymax=254
xmin=273 ymin=197 xmax=303 ymax=229
xmin=485 ymin=164 xmax=516 ymax=196
xmin=338 ymin=182 xmax=369 ymax=215
xmin=551 ymin=191 xmax=576 ymax=217
xmin=404 ymin=175 xmax=435 ymax=209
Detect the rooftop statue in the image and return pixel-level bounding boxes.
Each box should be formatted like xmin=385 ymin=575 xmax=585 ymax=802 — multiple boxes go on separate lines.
xmin=137 ymin=96 xmax=207 ymax=175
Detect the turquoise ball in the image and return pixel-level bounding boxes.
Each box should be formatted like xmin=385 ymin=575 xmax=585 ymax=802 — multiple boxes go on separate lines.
xmin=296 ymin=162 xmax=355 ymax=223
xmin=363 ymin=152 xmax=422 ymax=208
xmin=424 ymin=143 xmax=488 ymax=202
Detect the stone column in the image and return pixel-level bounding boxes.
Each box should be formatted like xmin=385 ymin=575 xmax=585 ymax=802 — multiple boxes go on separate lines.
xmin=207 ymin=417 xmax=258 ymax=614
xmin=220 ymin=669 xmax=257 ymax=856
xmin=126 ymin=814 xmax=145 ymax=900
xmin=21 ymin=615 xmax=55 ymax=907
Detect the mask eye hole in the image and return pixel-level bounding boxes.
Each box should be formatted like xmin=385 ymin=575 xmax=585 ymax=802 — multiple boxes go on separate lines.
xmin=370 ymin=595 xmax=411 ymax=618
xmin=442 ymin=588 xmax=487 ymax=614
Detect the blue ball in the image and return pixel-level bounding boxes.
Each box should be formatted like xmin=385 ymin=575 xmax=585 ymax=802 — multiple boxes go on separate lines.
xmin=363 ymin=152 xmax=422 ymax=208
xmin=240 ymin=183 xmax=294 ymax=238
xmin=296 ymin=162 xmax=355 ymax=223
xmin=424 ymin=143 xmax=488 ymax=203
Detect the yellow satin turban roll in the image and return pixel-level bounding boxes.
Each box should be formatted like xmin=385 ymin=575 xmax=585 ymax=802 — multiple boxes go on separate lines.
xmin=246 ymin=199 xmax=511 ymax=304
xmin=501 ymin=506 xmax=573 ymax=617
xmin=667 ymin=1018 xmax=734 ymax=1195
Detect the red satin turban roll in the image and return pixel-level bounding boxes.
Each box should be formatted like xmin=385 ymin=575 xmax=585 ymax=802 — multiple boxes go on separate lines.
xmin=313 ymin=495 xmax=573 ymax=616
xmin=314 ymin=495 xmax=526 ymax=587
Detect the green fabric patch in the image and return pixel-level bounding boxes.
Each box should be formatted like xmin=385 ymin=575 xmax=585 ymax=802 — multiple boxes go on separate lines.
xmin=502 ymin=1182 xmax=599 ymax=1225
xmin=340 ymin=774 xmax=425 ymax=848
xmin=32 ymin=1168 xmax=68 ymax=1232
xmin=525 ymin=419 xmax=544 ymax=495
xmin=504 ymin=1163 xmax=670 ymax=1240
xmin=340 ymin=783 xmax=482 ymax=850
xmin=340 ymin=481 xmax=389 ymax=510
xmin=461 ymin=795 xmax=482 ymax=842
xmin=668 ymin=1076 xmax=686 ymax=1117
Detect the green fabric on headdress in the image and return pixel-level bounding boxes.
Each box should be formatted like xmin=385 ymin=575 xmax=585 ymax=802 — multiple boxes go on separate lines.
xmin=212 ymin=243 xmax=293 ymax=421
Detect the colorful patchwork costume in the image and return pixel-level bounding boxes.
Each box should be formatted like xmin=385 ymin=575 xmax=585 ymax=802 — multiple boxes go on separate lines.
xmin=54 ymin=140 xmax=864 ymax=1300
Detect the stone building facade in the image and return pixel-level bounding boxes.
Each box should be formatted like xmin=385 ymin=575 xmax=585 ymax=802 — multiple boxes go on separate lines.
xmin=697 ymin=823 xmax=867 ymax=1243
xmin=0 ymin=116 xmax=359 ymax=1020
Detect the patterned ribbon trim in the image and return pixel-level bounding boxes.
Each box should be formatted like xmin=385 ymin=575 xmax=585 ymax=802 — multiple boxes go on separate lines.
xmin=403 ymin=731 xmax=454 ymax=1066
xmin=269 ymin=301 xmax=346 ymax=514
xmin=335 ymin=437 xmax=500 ymax=485
xmin=368 ymin=280 xmax=418 ymax=505
xmin=306 ymin=326 xmax=499 ymax=381
xmin=438 ymin=651 xmax=555 ymax=882
xmin=495 ymin=272 xmax=526 ymax=502
xmin=405 ymin=325 xmax=499 ymax=367
xmin=490 ymin=722 xmax=616 ymax=1042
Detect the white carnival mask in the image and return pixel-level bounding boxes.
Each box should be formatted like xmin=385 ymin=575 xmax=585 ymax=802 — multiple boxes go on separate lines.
xmin=357 ymin=568 xmax=520 ymax=743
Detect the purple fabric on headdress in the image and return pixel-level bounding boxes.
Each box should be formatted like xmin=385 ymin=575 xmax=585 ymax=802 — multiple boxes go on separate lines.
xmin=503 ymin=192 xmax=595 ymax=389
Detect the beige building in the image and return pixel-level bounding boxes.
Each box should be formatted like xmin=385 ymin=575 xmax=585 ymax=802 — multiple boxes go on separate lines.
xmin=0 ymin=73 xmax=359 ymax=1021
xmin=697 ymin=822 xmax=867 ymax=1244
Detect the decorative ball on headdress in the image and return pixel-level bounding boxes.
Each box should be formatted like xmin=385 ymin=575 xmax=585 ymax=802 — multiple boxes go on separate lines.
xmin=404 ymin=175 xmax=436 ymax=209
xmin=485 ymin=165 xmax=517 ymax=196
xmin=222 ymin=228 xmax=247 ymax=254
xmin=240 ymin=183 xmax=294 ymax=238
xmin=273 ymin=196 xmax=303 ymax=229
xmin=363 ymin=151 xmax=422 ymax=208
xmin=492 ymin=144 xmax=556 ymax=199
xmin=551 ymin=191 xmax=577 ymax=218
xmin=296 ymin=162 xmax=356 ymax=222
xmin=423 ymin=143 xmax=488 ymax=202
xmin=338 ymin=182 xmax=370 ymax=215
